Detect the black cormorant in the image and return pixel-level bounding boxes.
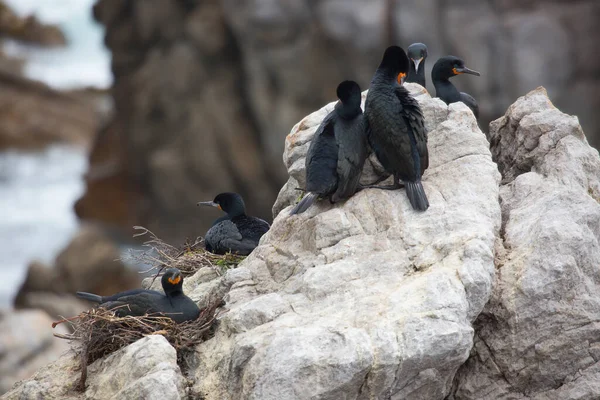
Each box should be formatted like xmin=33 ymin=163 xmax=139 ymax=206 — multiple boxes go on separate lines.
xmin=432 ymin=55 xmax=480 ymax=119
xmin=198 ymin=192 xmax=269 ymax=255
xmin=406 ymin=43 xmax=428 ymax=87
xmin=291 ymin=80 xmax=367 ymax=215
xmin=76 ymin=268 xmax=200 ymax=323
xmin=364 ymin=45 xmax=429 ymax=211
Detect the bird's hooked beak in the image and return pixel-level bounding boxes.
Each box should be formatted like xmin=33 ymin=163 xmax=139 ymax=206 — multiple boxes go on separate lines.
xmin=168 ymin=271 xmax=182 ymax=285
xmin=411 ymin=57 xmax=423 ymax=71
xmin=197 ymin=201 xmax=222 ymax=211
xmin=452 ymin=66 xmax=481 ymax=76
xmin=397 ymin=72 xmax=406 ymax=85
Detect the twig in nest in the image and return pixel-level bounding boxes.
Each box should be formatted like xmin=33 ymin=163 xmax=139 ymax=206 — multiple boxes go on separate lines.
xmin=54 ymin=297 xmax=225 ymax=391
xmin=125 ymin=226 xmax=245 ymax=283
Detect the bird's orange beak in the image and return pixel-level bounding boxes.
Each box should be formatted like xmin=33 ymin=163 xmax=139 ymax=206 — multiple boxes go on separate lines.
xmin=168 ymin=275 xmax=181 ymax=285
xmin=397 ymin=72 xmax=406 ymax=84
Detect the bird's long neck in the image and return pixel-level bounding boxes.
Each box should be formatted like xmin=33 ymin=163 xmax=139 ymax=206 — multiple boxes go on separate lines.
xmin=371 ymin=68 xmax=399 ymax=86
xmin=408 ymin=61 xmax=426 ymax=86
xmin=335 ymin=100 xmax=361 ymax=119
xmin=433 ymin=78 xmax=461 ymax=104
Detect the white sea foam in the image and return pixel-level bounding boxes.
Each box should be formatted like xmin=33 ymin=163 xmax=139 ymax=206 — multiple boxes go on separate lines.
xmin=0 ymin=146 xmax=88 ymax=307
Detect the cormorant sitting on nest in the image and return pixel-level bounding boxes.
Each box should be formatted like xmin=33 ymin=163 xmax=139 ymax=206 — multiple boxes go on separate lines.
xmin=76 ymin=268 xmax=199 ymax=323
xmin=432 ymin=55 xmax=481 ymax=119
xmin=198 ymin=192 xmax=269 ymax=255
xmin=364 ymin=45 xmax=430 ymax=211
xmin=291 ymin=80 xmax=368 ymax=215
xmin=406 ymin=43 xmax=428 ymax=87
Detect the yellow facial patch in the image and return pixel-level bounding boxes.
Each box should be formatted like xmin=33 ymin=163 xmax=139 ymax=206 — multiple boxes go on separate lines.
xmin=217 ymin=204 xmax=222 ymax=211
xmin=397 ymin=72 xmax=406 ymax=84
xmin=168 ymin=275 xmax=181 ymax=285
xmin=452 ymin=67 xmax=462 ymax=75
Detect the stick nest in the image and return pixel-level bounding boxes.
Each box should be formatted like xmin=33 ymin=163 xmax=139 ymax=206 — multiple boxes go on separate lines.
xmin=128 ymin=226 xmax=245 ymax=278
xmin=55 ymin=297 xmax=225 ymax=391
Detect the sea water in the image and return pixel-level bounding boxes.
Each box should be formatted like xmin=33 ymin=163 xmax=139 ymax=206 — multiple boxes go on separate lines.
xmin=0 ymin=1 xmax=111 ymax=307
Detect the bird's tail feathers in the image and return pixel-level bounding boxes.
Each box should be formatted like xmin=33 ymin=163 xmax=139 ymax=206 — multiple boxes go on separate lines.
xmin=290 ymin=192 xmax=318 ymax=215
xmin=76 ymin=292 xmax=103 ymax=303
xmin=405 ymin=181 xmax=429 ymax=211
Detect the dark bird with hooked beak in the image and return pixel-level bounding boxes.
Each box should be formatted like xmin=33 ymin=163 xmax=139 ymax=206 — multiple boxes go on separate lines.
xmin=432 ymin=55 xmax=481 ymax=119
xmin=76 ymin=268 xmax=200 ymax=323
xmin=291 ymin=80 xmax=368 ymax=215
xmin=198 ymin=192 xmax=269 ymax=255
xmin=406 ymin=43 xmax=428 ymax=88
xmin=364 ymin=45 xmax=429 ymax=211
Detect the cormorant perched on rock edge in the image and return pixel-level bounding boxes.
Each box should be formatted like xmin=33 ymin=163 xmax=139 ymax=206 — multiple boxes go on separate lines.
xmin=364 ymin=45 xmax=429 ymax=211
xmin=291 ymin=80 xmax=368 ymax=215
xmin=432 ymin=55 xmax=481 ymax=119
xmin=198 ymin=192 xmax=269 ymax=255
xmin=76 ymin=268 xmax=200 ymax=323
xmin=406 ymin=43 xmax=428 ymax=87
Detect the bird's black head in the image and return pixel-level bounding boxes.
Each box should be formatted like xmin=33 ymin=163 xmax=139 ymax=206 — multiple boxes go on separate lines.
xmin=377 ymin=46 xmax=410 ymax=82
xmin=336 ymin=80 xmax=361 ymax=103
xmin=161 ymin=268 xmax=183 ymax=295
xmin=407 ymin=43 xmax=428 ymax=69
xmin=335 ymin=80 xmax=362 ymax=118
xmin=432 ymin=55 xmax=481 ymax=81
xmin=198 ymin=192 xmax=246 ymax=217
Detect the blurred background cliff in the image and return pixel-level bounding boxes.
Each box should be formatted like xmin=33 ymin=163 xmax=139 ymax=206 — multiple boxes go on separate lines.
xmin=0 ymin=0 xmax=598 ymax=393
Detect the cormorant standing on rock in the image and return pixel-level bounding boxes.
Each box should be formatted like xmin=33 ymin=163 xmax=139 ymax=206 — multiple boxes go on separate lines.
xmin=406 ymin=43 xmax=428 ymax=87
xmin=291 ymin=80 xmax=367 ymax=215
xmin=364 ymin=45 xmax=429 ymax=211
xmin=432 ymin=55 xmax=481 ymax=119
xmin=198 ymin=192 xmax=269 ymax=255
xmin=76 ymin=268 xmax=200 ymax=323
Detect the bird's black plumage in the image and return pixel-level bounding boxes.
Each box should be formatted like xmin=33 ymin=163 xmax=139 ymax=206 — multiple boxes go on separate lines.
xmin=364 ymin=45 xmax=429 ymax=211
xmin=432 ymin=55 xmax=481 ymax=119
xmin=406 ymin=43 xmax=428 ymax=88
xmin=198 ymin=192 xmax=269 ymax=255
xmin=291 ymin=80 xmax=368 ymax=215
xmin=76 ymin=268 xmax=200 ymax=323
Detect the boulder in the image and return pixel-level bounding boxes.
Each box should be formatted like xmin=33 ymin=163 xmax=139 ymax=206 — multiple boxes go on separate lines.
xmin=3 ymin=336 xmax=186 ymax=400
xmin=449 ymin=87 xmax=600 ymax=399
xmin=191 ymin=84 xmax=502 ymax=399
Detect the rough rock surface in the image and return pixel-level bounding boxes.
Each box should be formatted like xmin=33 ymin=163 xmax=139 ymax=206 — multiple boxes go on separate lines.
xmin=449 ymin=87 xmax=600 ymax=399
xmin=190 ymin=84 xmax=502 ymax=399
xmin=0 ymin=310 xmax=70 ymax=394
xmin=86 ymin=0 xmax=599 ymax=243
xmin=3 ymin=335 xmax=186 ymax=400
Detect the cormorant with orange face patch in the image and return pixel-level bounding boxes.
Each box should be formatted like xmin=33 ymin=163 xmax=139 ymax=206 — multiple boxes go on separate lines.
xmin=76 ymin=268 xmax=199 ymax=323
xmin=364 ymin=45 xmax=430 ymax=211
xmin=197 ymin=192 xmax=269 ymax=255
xmin=432 ymin=55 xmax=481 ymax=119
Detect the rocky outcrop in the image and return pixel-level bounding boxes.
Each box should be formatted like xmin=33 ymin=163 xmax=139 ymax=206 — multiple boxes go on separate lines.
xmin=5 ymin=86 xmax=600 ymax=400
xmin=190 ymin=84 xmax=501 ymax=399
xmin=85 ymin=0 xmax=599 ymax=244
xmin=449 ymin=87 xmax=600 ymax=399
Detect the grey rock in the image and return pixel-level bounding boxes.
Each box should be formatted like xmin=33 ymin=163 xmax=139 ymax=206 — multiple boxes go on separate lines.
xmin=450 ymin=88 xmax=600 ymax=399
xmin=86 ymin=336 xmax=186 ymax=400
xmin=191 ymin=84 xmax=501 ymax=399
